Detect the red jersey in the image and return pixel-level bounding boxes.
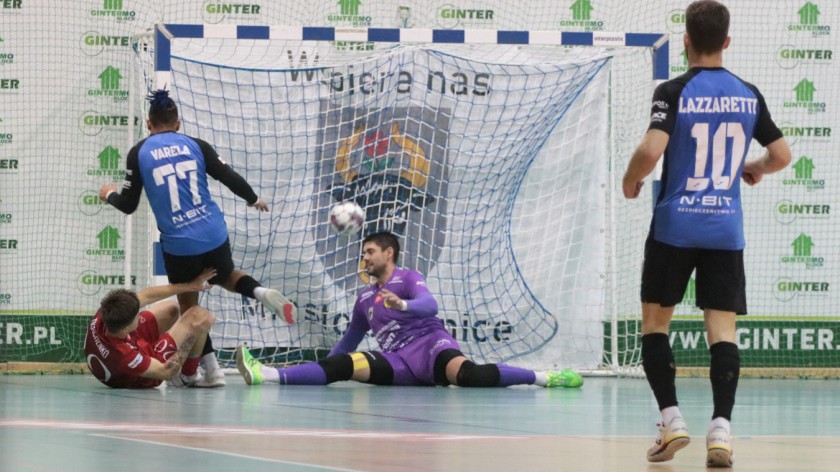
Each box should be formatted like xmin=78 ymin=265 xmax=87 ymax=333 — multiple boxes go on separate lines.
xmin=84 ymin=311 xmax=163 ymax=388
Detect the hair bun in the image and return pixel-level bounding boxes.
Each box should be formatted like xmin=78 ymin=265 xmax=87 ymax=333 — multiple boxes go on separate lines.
xmin=147 ymin=89 xmax=175 ymax=110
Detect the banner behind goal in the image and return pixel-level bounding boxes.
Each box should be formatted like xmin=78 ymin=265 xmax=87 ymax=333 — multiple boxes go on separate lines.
xmin=134 ymin=25 xmax=663 ymax=372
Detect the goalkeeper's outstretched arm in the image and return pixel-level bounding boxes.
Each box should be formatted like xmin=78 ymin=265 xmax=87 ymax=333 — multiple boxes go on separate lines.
xmin=328 ymin=300 xmax=370 ymax=356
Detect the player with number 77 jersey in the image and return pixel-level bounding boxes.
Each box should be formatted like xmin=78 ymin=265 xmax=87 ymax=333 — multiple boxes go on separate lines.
xmin=99 ymin=89 xmax=295 ymax=387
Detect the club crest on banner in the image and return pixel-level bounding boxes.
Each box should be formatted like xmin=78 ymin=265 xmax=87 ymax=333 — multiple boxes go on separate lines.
xmin=313 ymin=105 xmax=450 ymax=292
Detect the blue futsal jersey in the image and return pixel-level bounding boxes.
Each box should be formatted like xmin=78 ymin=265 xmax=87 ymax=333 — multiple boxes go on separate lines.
xmin=109 ymin=131 xmax=259 ymax=256
xmin=648 ymin=67 xmax=783 ymax=250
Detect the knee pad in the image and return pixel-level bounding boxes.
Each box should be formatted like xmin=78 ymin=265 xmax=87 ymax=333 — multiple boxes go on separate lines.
xmin=456 ymin=360 xmax=500 ymax=388
xmin=433 ymin=349 xmax=464 ymax=386
xmin=317 ymin=354 xmax=354 ymax=383
xmin=359 ymin=352 xmax=394 ymax=386
xmin=318 ymin=352 xmax=395 ymax=385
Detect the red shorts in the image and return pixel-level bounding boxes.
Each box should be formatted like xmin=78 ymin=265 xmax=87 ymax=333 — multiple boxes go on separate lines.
xmin=134 ymin=311 xmax=179 ymax=362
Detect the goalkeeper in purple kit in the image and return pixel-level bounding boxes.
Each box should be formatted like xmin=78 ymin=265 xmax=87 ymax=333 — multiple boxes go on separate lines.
xmin=237 ymin=231 xmax=582 ymax=389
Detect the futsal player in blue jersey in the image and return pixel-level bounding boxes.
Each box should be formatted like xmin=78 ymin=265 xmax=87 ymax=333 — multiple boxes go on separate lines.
xmin=622 ymin=1 xmax=791 ymax=467
xmin=99 ymin=90 xmax=296 ymax=388
xmin=236 ymin=231 xmax=583 ymax=389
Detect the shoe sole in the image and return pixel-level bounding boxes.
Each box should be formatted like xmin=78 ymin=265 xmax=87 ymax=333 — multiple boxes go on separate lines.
xmin=548 ymin=379 xmax=583 ymax=388
xmin=193 ymin=378 xmax=226 ymax=388
xmin=263 ymin=290 xmax=296 ymax=325
xmin=235 ymin=346 xmax=255 ymax=385
xmin=647 ymin=436 xmax=690 ymax=463
xmin=706 ymin=448 xmax=733 ymax=468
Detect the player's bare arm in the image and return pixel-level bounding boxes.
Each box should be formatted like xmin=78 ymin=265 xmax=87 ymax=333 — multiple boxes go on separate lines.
xmin=136 ymin=268 xmax=217 ymax=307
xmin=623 ymin=129 xmax=669 ymax=199
xmin=140 ymin=332 xmax=199 ymax=381
xmin=742 ymin=137 xmax=792 ymax=186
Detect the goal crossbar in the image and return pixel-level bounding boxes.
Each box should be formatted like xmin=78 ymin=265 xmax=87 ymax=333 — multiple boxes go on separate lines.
xmin=153 ymin=24 xmax=669 ymax=83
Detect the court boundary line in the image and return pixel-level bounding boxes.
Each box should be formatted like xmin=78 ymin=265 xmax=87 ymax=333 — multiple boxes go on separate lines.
xmin=0 ymin=418 xmax=530 ymax=441
xmin=95 ymin=433 xmax=362 ymax=471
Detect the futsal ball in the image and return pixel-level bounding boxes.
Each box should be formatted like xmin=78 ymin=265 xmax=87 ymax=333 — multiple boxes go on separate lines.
xmin=329 ymin=201 xmax=365 ymax=236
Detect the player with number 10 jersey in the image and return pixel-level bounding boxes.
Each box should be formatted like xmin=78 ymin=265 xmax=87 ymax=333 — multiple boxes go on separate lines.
xmin=622 ymin=2 xmax=791 ymax=466
xmin=648 ymin=68 xmax=782 ymax=250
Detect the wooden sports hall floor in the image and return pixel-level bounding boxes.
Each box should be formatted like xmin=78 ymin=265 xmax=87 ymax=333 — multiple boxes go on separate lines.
xmin=1 ymin=374 xmax=837 ymax=471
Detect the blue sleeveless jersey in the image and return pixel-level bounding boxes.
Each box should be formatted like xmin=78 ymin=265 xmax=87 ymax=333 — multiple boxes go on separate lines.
xmin=648 ymin=68 xmax=782 ymax=250
xmin=136 ymin=132 xmax=228 ymax=255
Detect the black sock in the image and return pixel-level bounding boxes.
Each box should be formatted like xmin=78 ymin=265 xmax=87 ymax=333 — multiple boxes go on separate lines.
xmin=709 ymin=341 xmax=740 ymax=421
xmin=642 ymin=333 xmax=678 ymax=410
xmin=201 ymin=333 xmax=214 ymax=356
xmin=234 ymin=276 xmax=261 ymax=299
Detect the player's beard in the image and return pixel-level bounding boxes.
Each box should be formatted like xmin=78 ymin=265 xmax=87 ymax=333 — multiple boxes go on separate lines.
xmin=365 ymin=261 xmax=383 ymax=279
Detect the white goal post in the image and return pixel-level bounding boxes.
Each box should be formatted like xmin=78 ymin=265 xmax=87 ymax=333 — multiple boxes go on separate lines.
xmin=128 ymin=24 xmax=668 ymax=374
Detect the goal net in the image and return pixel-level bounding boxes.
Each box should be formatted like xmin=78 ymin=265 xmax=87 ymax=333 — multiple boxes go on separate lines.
xmin=133 ymin=26 xmax=656 ymax=372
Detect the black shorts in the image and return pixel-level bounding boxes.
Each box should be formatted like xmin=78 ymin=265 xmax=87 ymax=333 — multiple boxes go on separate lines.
xmin=162 ymin=239 xmax=234 ymax=285
xmin=641 ymin=235 xmax=747 ymax=314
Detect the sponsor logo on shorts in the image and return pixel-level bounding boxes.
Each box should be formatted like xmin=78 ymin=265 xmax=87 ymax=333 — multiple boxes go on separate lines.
xmin=428 ymin=338 xmax=452 ymax=355
xmin=155 ymin=338 xmax=176 ymax=361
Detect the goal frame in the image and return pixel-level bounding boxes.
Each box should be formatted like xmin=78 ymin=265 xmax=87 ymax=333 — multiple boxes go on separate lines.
xmin=135 ymin=23 xmax=669 ymax=373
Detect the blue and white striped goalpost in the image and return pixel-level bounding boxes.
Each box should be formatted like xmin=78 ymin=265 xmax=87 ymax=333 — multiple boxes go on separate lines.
xmin=131 ymin=24 xmax=669 ymax=372
xmin=152 ymin=24 xmax=669 ymax=84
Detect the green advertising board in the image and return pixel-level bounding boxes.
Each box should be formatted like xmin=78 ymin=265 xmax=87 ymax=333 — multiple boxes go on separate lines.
xmin=605 ymin=319 xmax=840 ymax=367
xmin=0 ymin=314 xmax=88 ymax=362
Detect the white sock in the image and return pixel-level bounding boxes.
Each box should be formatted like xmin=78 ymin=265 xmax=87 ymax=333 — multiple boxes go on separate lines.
xmin=201 ymin=352 xmax=220 ymax=372
xmin=661 ymin=406 xmax=683 ymax=425
xmin=533 ymin=371 xmax=547 ymax=386
xmin=709 ymin=417 xmax=731 ymax=435
xmin=262 ymin=366 xmax=280 ymax=383
xmin=253 ymin=286 xmax=268 ymax=301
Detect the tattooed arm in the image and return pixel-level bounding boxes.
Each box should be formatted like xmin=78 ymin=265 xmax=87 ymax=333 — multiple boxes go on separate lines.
xmin=139 ymin=333 xmax=198 ymax=381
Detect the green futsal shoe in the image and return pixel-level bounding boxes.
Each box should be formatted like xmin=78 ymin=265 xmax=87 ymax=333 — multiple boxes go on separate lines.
xmin=545 ymin=369 xmax=584 ymax=388
xmin=235 ymin=344 xmax=265 ymax=385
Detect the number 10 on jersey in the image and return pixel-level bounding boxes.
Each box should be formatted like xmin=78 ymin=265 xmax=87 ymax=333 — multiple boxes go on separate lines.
xmin=687 ymin=122 xmax=746 ymax=191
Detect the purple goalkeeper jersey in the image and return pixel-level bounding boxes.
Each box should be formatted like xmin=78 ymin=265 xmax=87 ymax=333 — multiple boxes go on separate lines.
xmin=330 ymin=267 xmax=443 ymax=355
